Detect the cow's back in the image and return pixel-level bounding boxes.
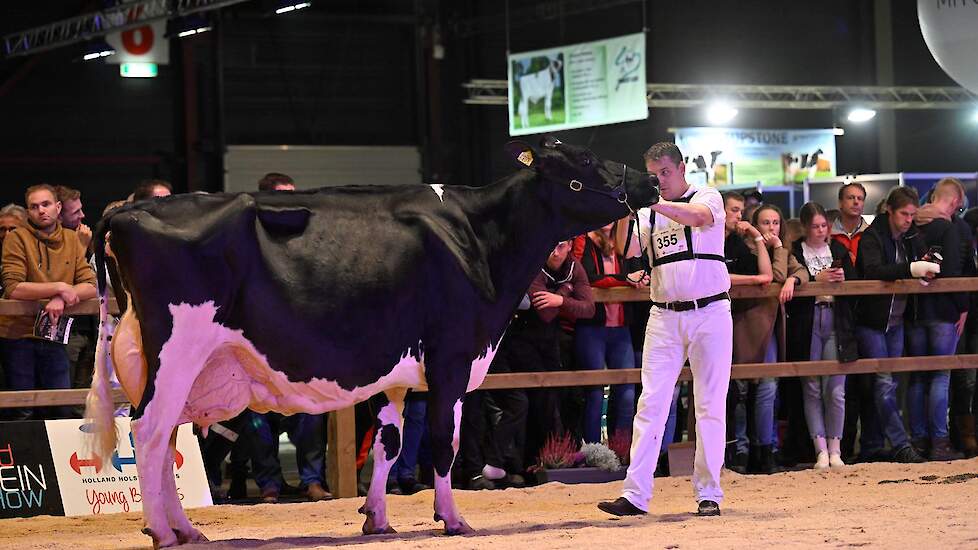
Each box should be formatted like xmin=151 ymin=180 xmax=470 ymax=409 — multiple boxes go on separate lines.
xmin=107 ymin=186 xmax=488 ymax=396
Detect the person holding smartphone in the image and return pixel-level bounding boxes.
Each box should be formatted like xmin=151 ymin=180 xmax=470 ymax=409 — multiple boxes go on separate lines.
xmin=784 ymin=202 xmax=858 ymax=468
xmin=905 ymin=179 xmax=968 ymax=461
xmin=855 ymin=186 xmax=937 ymax=464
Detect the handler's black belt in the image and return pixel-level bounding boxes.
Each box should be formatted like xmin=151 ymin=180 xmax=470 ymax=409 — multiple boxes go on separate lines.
xmin=652 ymin=291 xmax=729 ymax=312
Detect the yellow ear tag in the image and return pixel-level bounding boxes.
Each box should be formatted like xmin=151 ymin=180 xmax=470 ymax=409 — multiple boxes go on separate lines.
xmin=517 ymin=150 xmax=534 ymax=166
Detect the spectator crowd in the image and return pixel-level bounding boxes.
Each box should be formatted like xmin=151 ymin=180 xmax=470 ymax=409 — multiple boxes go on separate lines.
xmin=1 ymin=170 xmax=977 ymax=503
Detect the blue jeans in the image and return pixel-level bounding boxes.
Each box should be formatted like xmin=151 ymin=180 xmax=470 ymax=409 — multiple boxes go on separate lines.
xmin=856 ymin=325 xmax=909 ymax=452
xmin=0 ymin=337 xmax=72 ymax=420
xmin=803 ymin=305 xmax=845 ymax=440
xmin=731 ymin=335 xmax=778 ymax=452
xmin=905 ymin=320 xmax=956 ymax=440
xmin=575 ymin=325 xmax=635 ymax=443
xmin=388 ymin=396 xmax=429 ymax=482
xmin=248 ymin=411 xmax=326 ymax=490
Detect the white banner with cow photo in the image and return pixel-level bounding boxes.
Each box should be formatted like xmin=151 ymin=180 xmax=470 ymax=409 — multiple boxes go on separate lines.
xmin=674 ymin=127 xmax=838 ymax=187
xmin=508 ymin=32 xmax=647 ymax=136
xmin=46 ymin=418 xmax=211 ymax=517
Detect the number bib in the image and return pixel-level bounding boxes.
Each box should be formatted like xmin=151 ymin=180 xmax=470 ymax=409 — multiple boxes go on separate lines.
xmin=651 ymin=223 xmax=688 ymax=259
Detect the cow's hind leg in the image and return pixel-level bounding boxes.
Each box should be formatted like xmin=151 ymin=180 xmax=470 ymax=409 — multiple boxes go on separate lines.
xmin=133 ymin=414 xmax=183 ymax=548
xmin=428 ymin=386 xmax=472 ymax=535
xmin=162 ymin=428 xmax=208 ymax=545
xmin=132 ymin=371 xmax=199 ymax=547
xmin=359 ymin=388 xmax=407 ymax=535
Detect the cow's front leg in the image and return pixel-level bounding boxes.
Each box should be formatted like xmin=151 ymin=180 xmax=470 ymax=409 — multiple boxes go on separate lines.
xmin=428 ymin=392 xmax=472 ymax=535
xmin=359 ymin=388 xmax=407 ymax=535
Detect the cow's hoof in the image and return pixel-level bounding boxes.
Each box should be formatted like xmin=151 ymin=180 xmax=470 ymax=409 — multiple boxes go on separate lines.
xmin=359 ymin=505 xmax=396 ymax=535
xmin=142 ymin=527 xmax=178 ymax=548
xmin=174 ymin=527 xmax=209 ymax=544
xmin=361 ymin=519 xmax=397 ymax=536
xmin=434 ymin=515 xmax=474 ymax=536
xmin=443 ymin=523 xmax=475 ymax=536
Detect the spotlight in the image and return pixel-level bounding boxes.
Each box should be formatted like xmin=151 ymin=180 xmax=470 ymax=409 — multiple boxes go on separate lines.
xmin=275 ymin=1 xmax=311 ymax=14
xmin=706 ymin=101 xmax=738 ymax=125
xmin=169 ymin=14 xmax=212 ymax=38
xmin=972 ymin=108 xmax=978 ymax=123
xmin=81 ymin=40 xmax=115 ymax=61
xmin=847 ymin=108 xmax=876 ymax=123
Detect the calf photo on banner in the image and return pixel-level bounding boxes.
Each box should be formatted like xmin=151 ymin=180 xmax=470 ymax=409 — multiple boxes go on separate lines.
xmin=508 ymin=33 xmax=647 ymax=136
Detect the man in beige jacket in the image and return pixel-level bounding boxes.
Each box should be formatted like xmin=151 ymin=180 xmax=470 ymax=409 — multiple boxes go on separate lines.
xmin=0 ymin=183 xmax=96 ymax=419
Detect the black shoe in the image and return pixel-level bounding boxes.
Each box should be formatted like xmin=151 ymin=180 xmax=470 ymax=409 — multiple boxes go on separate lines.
xmin=654 ymin=452 xmax=671 ymax=478
xmin=227 ymin=476 xmax=247 ymax=500
xmin=727 ymin=452 xmax=748 ymax=474
xmin=597 ymin=497 xmax=646 ymax=517
xmin=397 ymin=477 xmax=431 ymax=495
xmin=467 ymin=475 xmax=496 ymax=490
xmin=892 ymin=445 xmax=926 ymax=464
xmin=500 ymin=474 xmax=526 ymax=488
xmin=752 ymin=445 xmax=778 ymax=474
xmin=697 ymin=500 xmax=721 ymax=517
xmin=910 ymin=437 xmax=931 ymax=457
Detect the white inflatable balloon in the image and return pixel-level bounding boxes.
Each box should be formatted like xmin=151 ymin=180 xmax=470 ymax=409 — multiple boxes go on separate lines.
xmin=918 ymin=0 xmax=978 ymax=93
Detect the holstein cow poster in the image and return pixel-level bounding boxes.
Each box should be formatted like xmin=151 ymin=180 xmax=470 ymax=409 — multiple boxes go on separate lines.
xmin=84 ymin=137 xmax=660 ymax=547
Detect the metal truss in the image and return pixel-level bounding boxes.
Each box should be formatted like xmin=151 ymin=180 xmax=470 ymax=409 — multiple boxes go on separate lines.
xmin=3 ymin=0 xmax=252 ymax=58
xmin=463 ymin=80 xmax=978 ymax=110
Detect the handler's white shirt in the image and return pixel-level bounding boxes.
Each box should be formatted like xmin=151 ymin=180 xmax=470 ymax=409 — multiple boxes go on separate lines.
xmin=635 ymin=183 xmax=730 ymax=304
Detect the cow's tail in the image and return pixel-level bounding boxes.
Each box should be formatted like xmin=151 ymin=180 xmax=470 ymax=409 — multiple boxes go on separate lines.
xmin=84 ymin=216 xmax=118 ymax=462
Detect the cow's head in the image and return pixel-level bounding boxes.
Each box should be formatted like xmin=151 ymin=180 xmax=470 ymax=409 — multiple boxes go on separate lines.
xmin=505 ymin=136 xmax=659 ymax=238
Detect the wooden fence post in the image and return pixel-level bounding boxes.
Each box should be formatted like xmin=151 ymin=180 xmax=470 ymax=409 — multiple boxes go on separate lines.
xmin=326 ymin=406 xmax=358 ymax=498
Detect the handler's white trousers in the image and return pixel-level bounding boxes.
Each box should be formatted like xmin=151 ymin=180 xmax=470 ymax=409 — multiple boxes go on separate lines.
xmin=621 ymin=300 xmax=732 ymax=511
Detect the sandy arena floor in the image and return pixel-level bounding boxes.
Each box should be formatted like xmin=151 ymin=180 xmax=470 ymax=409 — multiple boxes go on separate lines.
xmin=3 ymin=458 xmax=977 ymax=550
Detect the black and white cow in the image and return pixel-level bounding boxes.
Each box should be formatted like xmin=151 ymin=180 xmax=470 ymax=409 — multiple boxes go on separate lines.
xmin=85 ymin=137 xmax=659 ymax=547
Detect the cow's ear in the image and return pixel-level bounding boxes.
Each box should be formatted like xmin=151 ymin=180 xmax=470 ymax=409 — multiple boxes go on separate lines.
xmin=504 ymin=140 xmax=536 ymax=169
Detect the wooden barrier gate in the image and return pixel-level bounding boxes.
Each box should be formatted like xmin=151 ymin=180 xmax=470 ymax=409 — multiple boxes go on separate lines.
xmin=1 ymin=278 xmax=977 ymax=498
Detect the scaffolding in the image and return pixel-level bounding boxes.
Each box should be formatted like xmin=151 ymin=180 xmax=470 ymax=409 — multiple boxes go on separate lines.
xmin=463 ymin=80 xmax=978 ymax=110
xmin=2 ymin=0 xmax=251 ymax=58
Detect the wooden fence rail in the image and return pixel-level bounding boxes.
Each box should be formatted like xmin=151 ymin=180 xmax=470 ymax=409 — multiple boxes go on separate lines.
xmin=1 ymin=277 xmax=977 ymax=499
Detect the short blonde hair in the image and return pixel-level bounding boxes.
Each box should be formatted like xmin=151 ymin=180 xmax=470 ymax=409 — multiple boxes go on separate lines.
xmin=931 ymin=177 xmax=965 ymax=205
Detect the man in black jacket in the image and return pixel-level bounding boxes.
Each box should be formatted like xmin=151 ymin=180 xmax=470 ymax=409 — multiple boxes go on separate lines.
xmin=906 ymin=179 xmax=968 ymax=460
xmin=854 ymin=186 xmax=937 ymax=464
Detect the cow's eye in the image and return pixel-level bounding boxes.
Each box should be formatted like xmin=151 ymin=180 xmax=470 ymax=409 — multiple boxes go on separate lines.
xmin=581 ymin=156 xmax=591 ymax=167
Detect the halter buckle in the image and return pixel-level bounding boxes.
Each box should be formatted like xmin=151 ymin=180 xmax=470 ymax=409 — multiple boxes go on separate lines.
xmin=569 ymin=180 xmax=583 ymax=192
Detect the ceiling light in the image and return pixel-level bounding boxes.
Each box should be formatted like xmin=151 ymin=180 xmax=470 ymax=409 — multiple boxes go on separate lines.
xmin=276 ymin=1 xmax=311 ymax=14
xmin=847 ymin=108 xmax=876 ymax=123
xmin=81 ymin=40 xmax=115 ymax=61
xmin=169 ymin=15 xmax=212 ymax=39
xmin=706 ymin=101 xmax=738 ymax=125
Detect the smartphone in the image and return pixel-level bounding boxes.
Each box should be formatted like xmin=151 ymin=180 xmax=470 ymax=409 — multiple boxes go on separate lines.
xmin=830 ymin=258 xmax=843 ymax=269
xmin=925 ymin=245 xmax=944 ymax=265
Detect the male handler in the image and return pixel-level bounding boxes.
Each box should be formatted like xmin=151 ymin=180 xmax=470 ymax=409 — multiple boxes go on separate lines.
xmin=600 ymin=142 xmax=732 ymax=517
